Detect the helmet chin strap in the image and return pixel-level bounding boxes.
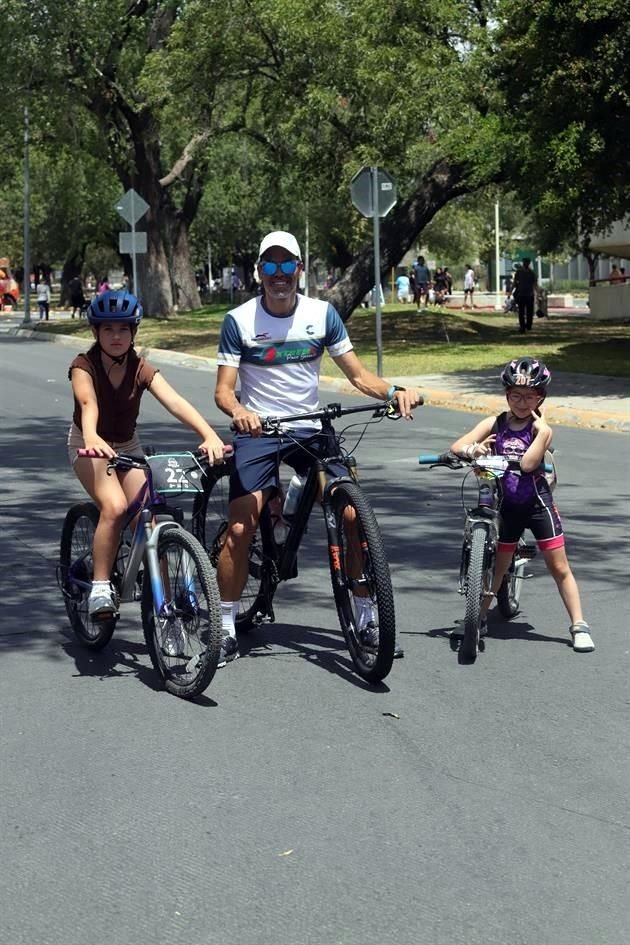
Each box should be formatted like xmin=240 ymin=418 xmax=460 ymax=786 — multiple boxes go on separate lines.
xmin=108 ymin=351 xmax=129 ymax=366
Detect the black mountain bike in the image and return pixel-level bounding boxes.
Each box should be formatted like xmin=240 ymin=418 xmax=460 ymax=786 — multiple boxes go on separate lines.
xmin=418 ymin=451 xmax=553 ymax=662
xmin=192 ymin=401 xmax=400 ymax=683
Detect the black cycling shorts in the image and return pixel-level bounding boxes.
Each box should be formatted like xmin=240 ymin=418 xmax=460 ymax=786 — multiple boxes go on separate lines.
xmin=498 ymin=492 xmax=565 ymax=554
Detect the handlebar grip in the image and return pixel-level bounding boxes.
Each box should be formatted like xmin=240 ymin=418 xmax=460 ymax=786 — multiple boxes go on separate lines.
xmin=418 ymin=454 xmax=442 ymax=465
xmin=195 ymin=445 xmax=234 ymax=458
xmin=543 ymin=462 xmax=553 ymax=473
xmin=77 ymin=447 xmax=111 ymax=458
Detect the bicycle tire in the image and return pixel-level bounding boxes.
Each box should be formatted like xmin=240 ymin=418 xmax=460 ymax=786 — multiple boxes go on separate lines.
xmin=497 ymin=538 xmax=526 ymax=618
xmin=461 ymin=523 xmax=491 ymax=662
xmin=59 ymin=502 xmax=116 ymax=650
xmin=327 ymin=480 xmax=396 ymax=683
xmin=192 ymin=466 xmax=269 ymax=631
xmin=141 ymin=526 xmax=222 ymax=699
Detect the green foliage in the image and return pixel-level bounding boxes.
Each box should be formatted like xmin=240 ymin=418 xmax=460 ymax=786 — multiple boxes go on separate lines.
xmin=2 ymin=0 xmax=629 ymax=294
xmin=496 ymin=0 xmax=630 ymax=246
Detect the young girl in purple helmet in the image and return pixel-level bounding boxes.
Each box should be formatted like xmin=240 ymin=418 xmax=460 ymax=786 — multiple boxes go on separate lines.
xmin=67 ymin=290 xmax=226 ymax=619
xmin=449 ymin=356 xmax=593 ymax=653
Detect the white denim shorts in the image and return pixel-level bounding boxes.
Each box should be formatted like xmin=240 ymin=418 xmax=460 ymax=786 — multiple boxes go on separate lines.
xmin=67 ymin=423 xmax=143 ymax=467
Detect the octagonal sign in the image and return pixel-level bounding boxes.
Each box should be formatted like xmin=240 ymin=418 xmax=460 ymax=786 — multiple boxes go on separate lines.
xmin=351 ymin=166 xmax=397 ymax=218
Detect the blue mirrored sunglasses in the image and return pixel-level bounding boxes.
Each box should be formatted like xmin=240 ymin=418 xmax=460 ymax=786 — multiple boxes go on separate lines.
xmin=260 ymin=259 xmax=299 ymax=276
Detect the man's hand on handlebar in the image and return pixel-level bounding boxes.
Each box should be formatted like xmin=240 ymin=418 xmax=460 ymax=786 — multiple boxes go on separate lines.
xmin=391 ymin=387 xmax=424 ymax=420
xmin=230 ymin=406 xmax=263 ymax=436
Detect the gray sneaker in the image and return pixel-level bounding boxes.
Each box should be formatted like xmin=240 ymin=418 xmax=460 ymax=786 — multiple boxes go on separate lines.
xmin=88 ymin=582 xmax=116 ymax=618
xmin=218 ymin=634 xmax=240 ymax=668
xmin=359 ymin=620 xmax=379 ymax=650
xmin=161 ymin=622 xmax=189 ymax=659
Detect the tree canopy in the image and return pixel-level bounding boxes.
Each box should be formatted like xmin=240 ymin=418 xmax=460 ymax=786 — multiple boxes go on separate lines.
xmin=1 ymin=0 xmax=627 ymax=314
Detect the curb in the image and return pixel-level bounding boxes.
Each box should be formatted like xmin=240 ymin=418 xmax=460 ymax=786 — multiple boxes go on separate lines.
xmin=15 ymin=325 xmax=629 ymax=434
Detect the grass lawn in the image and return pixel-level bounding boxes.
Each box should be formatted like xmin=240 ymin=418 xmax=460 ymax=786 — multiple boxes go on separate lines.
xmin=33 ymin=303 xmax=630 ymax=378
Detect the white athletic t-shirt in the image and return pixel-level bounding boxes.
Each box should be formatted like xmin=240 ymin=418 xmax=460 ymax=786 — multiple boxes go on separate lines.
xmin=217 ymin=294 xmax=353 ymax=430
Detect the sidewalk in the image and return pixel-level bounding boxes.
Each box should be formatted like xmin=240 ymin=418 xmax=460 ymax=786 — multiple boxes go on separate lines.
xmin=11 ymin=314 xmax=630 ymax=433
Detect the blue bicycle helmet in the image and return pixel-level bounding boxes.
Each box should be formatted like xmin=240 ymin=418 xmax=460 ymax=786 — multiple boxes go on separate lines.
xmin=501 ymin=356 xmax=551 ymax=390
xmin=87 ymin=290 xmax=143 ymax=326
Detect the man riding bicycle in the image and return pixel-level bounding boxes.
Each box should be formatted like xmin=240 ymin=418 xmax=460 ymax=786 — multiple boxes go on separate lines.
xmin=214 ymin=230 xmax=422 ymax=665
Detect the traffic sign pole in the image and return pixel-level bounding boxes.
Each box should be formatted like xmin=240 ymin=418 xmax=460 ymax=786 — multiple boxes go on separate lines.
xmin=371 ymin=166 xmax=383 ymax=376
xmin=350 ymin=165 xmax=397 ymax=378
xmin=115 ymin=189 xmax=149 ymax=303
xmin=130 ymin=191 xmax=139 ymax=301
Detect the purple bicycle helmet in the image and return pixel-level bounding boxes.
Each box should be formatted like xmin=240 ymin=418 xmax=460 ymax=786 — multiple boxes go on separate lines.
xmin=501 ymin=356 xmax=551 ymax=390
xmin=87 ymin=290 xmax=143 ymax=326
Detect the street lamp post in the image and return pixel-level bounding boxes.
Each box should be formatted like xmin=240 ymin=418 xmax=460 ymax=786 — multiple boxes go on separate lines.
xmin=494 ymin=200 xmax=502 ymax=311
xmin=23 ymin=104 xmax=31 ymax=324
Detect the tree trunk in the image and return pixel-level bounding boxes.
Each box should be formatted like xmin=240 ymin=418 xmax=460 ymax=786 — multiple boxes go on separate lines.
xmin=165 ymin=214 xmax=201 ymax=311
xmin=60 ymin=252 xmax=85 ymax=305
xmin=117 ymin=122 xmax=202 ymax=318
xmin=328 ymin=159 xmax=471 ymax=321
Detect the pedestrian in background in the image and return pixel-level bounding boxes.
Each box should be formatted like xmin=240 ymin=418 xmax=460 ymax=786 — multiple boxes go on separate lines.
xmin=512 ymin=257 xmax=537 ymax=333
xmin=68 ymin=276 xmax=86 ymax=319
xmin=395 ymin=271 xmax=411 ymax=303
xmin=463 ymin=264 xmax=476 ymax=309
xmin=36 ymin=279 xmax=51 ymax=321
xmin=412 ymin=255 xmax=430 ymax=311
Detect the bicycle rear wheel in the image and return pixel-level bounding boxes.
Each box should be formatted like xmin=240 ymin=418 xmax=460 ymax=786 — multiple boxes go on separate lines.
xmin=461 ymin=523 xmax=492 ymax=662
xmin=192 ymin=467 xmax=269 ymax=631
xmin=141 ymin=526 xmax=222 ymax=699
xmin=327 ymin=480 xmax=396 ymax=683
xmin=59 ymin=502 xmax=116 ymax=650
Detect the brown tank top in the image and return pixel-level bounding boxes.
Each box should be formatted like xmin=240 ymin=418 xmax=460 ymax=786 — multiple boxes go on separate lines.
xmin=69 ymin=345 xmax=158 ymax=442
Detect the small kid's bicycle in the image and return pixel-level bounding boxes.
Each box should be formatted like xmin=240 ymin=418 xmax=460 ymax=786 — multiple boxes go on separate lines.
xmin=59 ymin=448 xmax=224 ymax=699
xmin=418 ymin=451 xmax=553 ymax=662
xmin=192 ymin=401 xmax=403 ymax=683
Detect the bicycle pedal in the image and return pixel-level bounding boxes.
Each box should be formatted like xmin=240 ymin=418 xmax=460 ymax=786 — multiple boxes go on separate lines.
xmin=518 ymin=544 xmax=538 ymax=559
xmin=92 ymin=610 xmax=119 ymax=623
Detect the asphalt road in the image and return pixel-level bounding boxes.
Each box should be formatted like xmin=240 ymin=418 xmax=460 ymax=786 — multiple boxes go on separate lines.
xmin=1 ymin=333 xmax=628 ymax=945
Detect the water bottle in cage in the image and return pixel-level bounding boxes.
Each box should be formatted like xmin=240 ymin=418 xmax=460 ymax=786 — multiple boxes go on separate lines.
xmin=282 ymin=474 xmax=306 ymax=518
xmin=269 ymin=493 xmax=289 ymax=546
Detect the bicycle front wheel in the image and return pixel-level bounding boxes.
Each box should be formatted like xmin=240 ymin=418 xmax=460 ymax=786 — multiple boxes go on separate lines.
xmin=192 ymin=466 xmax=268 ymax=631
xmin=461 ymin=522 xmax=492 ymax=662
xmin=327 ymin=480 xmax=396 ymax=683
xmin=141 ymin=527 xmax=222 ymax=699
xmin=59 ymin=502 xmax=116 ymax=650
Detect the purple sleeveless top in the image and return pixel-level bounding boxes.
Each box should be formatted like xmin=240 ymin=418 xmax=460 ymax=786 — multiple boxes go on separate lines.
xmin=494 ymin=413 xmax=549 ymax=505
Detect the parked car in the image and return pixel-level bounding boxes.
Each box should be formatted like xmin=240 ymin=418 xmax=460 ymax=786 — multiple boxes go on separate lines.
xmin=0 ymin=258 xmax=20 ymax=310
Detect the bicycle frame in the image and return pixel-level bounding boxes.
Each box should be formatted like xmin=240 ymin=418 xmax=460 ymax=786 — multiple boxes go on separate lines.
xmin=258 ymin=421 xmax=360 ymax=583
xmin=94 ymin=456 xmax=197 ymax=615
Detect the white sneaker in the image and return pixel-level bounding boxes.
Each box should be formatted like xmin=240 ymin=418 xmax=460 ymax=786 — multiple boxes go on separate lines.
xmin=570 ymin=621 xmax=594 ymax=653
xmin=88 ymin=581 xmax=116 ymax=618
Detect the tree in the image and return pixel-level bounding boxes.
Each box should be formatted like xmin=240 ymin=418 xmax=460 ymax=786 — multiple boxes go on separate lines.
xmin=160 ymin=0 xmax=510 ymax=317
xmin=496 ymin=0 xmax=630 ymax=250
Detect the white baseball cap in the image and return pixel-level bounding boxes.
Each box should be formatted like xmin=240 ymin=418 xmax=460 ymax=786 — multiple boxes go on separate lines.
xmin=257 ymin=230 xmax=302 ymax=261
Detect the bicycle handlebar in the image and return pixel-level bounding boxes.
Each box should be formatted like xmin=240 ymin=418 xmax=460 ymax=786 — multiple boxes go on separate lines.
xmin=418 ymin=452 xmax=553 ymax=474
xmin=228 ymin=399 xmax=408 ymax=433
xmin=77 ymin=445 xmax=234 ymax=469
